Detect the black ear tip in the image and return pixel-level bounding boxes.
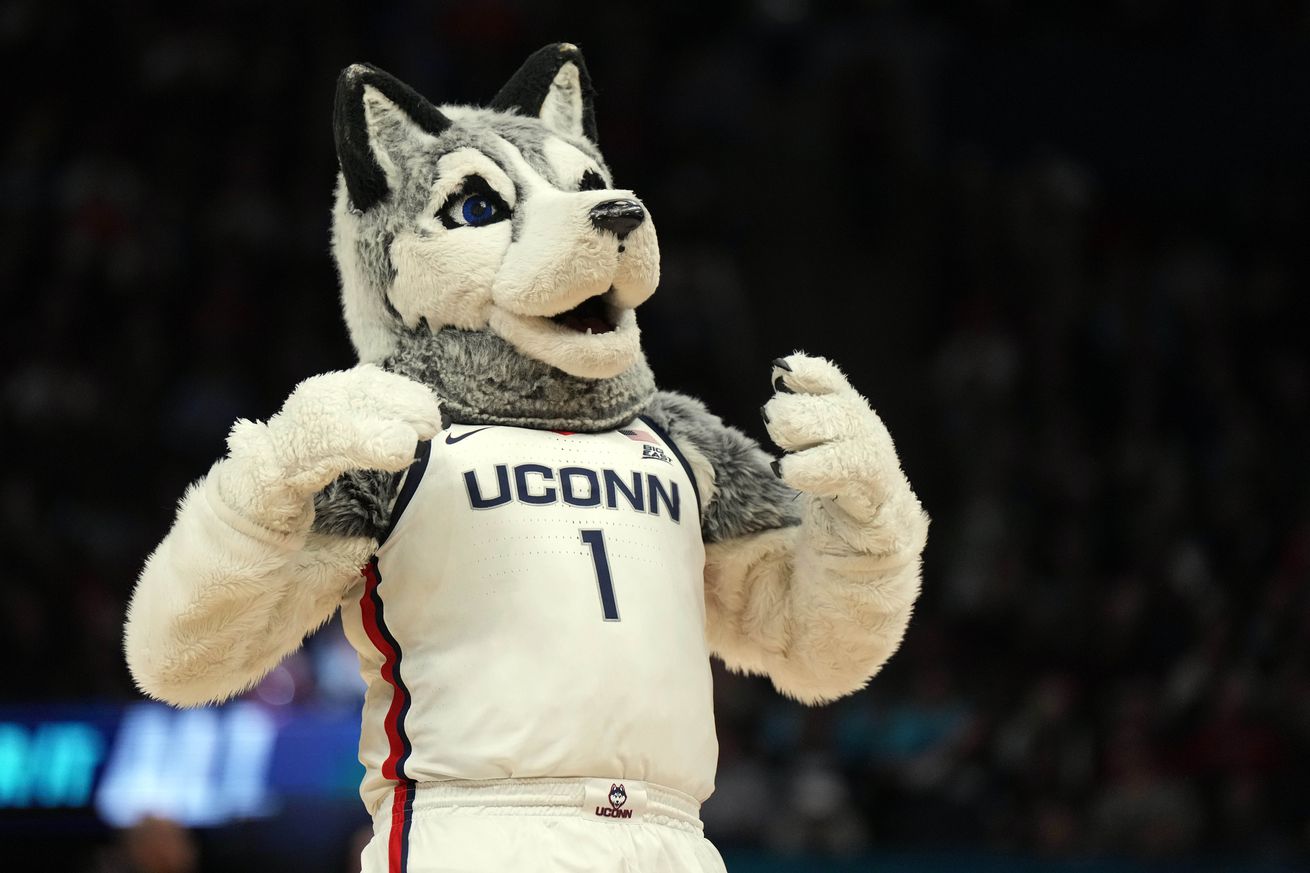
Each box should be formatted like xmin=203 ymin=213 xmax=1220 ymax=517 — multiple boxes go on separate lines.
xmin=535 ymin=41 xmax=583 ymax=60
xmin=340 ymin=62 xmax=374 ymax=79
xmin=519 ymin=41 xmax=590 ymax=74
xmin=335 ymin=64 xmax=375 ymax=104
xmin=338 ymin=63 xmax=367 ymax=84
xmin=336 ymin=63 xmax=397 ymax=94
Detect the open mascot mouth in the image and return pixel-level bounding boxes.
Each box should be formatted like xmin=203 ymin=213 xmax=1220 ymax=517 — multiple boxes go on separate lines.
xmin=550 ymin=290 xmax=617 ymax=334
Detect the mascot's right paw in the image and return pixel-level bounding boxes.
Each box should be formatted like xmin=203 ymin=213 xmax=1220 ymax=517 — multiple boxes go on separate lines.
xmin=214 ymin=365 xmax=443 ymax=532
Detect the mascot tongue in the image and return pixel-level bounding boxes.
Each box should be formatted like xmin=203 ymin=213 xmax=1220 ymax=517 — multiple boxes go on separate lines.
xmin=553 ymin=295 xmax=614 ymax=334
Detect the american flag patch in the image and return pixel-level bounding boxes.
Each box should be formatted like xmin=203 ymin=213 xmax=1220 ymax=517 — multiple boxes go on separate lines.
xmin=620 ymin=429 xmax=657 ymax=444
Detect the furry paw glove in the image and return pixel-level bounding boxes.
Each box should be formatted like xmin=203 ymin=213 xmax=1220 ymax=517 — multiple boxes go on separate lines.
xmin=213 ymin=365 xmax=443 ymax=533
xmin=763 ymin=353 xmax=927 ymax=558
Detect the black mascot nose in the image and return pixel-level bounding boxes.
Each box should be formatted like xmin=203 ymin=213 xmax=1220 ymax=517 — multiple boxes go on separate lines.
xmin=588 ymin=199 xmax=645 ymax=240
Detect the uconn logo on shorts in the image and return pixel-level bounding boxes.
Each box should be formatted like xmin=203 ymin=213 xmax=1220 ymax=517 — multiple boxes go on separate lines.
xmin=595 ymin=783 xmax=631 ymax=819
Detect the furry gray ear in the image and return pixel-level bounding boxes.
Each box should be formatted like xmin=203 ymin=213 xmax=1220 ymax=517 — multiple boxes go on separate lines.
xmin=490 ymin=43 xmax=598 ymax=143
xmin=334 ymin=63 xmax=451 ymax=212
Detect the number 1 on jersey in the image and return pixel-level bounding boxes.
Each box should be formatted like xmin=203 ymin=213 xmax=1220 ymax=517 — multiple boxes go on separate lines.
xmin=580 ymin=529 xmax=619 ymax=621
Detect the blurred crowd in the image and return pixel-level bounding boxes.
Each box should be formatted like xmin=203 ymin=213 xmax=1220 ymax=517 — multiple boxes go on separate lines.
xmin=3 ymin=0 xmax=1308 ymax=868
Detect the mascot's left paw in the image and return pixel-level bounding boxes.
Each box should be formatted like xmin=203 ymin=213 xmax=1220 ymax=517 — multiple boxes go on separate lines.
xmin=762 ymin=353 xmax=908 ymax=523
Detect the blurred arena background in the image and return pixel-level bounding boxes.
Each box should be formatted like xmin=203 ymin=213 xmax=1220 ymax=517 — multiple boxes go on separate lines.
xmin=3 ymin=1 xmax=1309 ymax=870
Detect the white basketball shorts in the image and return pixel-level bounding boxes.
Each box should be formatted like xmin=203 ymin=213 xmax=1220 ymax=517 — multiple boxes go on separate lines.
xmin=359 ymin=777 xmax=728 ymax=873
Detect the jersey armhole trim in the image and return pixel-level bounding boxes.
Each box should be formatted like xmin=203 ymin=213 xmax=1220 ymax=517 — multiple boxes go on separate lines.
xmin=376 ymin=439 xmax=432 ymax=548
xmin=638 ymin=414 xmax=702 ymax=522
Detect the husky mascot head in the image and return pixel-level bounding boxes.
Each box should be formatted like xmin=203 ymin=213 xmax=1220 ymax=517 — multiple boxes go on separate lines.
xmin=331 ymin=43 xmax=659 ymax=431
xmin=609 ymin=783 xmax=627 ymax=808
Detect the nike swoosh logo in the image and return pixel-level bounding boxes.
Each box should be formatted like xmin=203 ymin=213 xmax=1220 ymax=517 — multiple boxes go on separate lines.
xmin=444 ymin=426 xmax=493 ymax=445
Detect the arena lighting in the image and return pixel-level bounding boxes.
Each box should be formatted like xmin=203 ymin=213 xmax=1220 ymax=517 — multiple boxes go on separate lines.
xmin=0 ymin=701 xmax=363 ymax=830
xmin=94 ymin=703 xmax=277 ymax=827
xmin=0 ymin=721 xmax=103 ymax=808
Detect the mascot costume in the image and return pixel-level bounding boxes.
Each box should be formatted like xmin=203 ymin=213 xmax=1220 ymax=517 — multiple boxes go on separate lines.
xmin=125 ymin=43 xmax=929 ymax=873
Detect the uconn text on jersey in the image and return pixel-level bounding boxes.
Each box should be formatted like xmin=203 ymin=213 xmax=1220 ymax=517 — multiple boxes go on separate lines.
xmin=463 ymin=464 xmax=682 ymax=523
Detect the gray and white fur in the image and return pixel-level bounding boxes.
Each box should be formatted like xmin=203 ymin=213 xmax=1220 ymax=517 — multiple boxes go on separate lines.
xmin=124 ymin=43 xmax=928 ymax=709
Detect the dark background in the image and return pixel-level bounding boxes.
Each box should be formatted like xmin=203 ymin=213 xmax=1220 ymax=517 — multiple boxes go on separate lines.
xmin=3 ymin=0 xmax=1310 ymax=870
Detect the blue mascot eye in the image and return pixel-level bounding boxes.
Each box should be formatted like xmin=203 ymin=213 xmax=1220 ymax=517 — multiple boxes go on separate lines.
xmin=462 ymin=195 xmax=498 ymax=226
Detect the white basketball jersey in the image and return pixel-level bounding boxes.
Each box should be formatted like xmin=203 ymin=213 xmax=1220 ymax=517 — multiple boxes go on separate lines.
xmin=340 ymin=418 xmax=717 ymax=814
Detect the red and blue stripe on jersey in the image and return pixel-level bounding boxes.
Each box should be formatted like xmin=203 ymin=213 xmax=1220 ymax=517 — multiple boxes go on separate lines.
xmin=361 ymin=557 xmax=413 ymax=872
xmin=359 ymin=440 xmax=431 ymax=872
